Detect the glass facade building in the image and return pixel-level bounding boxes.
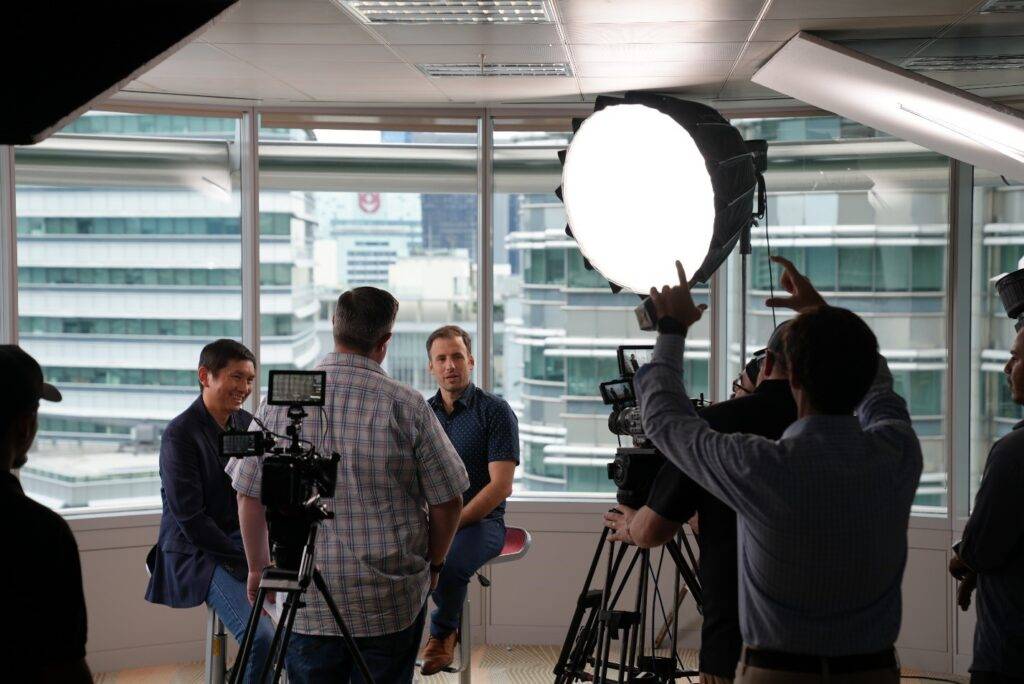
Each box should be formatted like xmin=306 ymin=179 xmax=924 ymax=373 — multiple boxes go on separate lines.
xmin=6 ymin=109 xmax=1020 ymax=516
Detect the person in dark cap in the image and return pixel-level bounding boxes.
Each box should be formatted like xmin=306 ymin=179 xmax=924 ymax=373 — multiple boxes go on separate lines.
xmin=603 ymin=322 xmax=796 ymax=684
xmin=0 ymin=345 xmax=91 ymax=682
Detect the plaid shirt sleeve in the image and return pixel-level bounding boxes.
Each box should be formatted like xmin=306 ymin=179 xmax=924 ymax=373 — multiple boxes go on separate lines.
xmin=224 ymin=403 xmax=268 ymax=499
xmin=412 ymin=399 xmax=470 ymax=506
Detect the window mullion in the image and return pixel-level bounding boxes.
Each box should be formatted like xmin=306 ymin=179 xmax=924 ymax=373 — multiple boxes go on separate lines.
xmin=0 ymin=145 xmax=17 ymax=344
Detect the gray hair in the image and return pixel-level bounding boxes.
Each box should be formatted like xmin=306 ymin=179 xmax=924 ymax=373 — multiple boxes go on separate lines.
xmin=332 ymin=287 xmax=399 ymax=353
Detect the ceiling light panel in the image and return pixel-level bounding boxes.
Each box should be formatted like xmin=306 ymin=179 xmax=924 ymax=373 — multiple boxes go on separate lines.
xmin=340 ymin=1 xmax=552 ymax=25
xmin=752 ymin=33 xmax=1024 ymax=182
xmin=419 ymin=62 xmax=569 ymax=76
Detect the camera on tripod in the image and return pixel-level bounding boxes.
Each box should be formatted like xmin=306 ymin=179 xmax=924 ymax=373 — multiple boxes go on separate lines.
xmin=601 ymin=346 xmax=708 ymax=508
xmin=223 ymin=370 xmax=375 ymax=683
xmin=220 ymin=370 xmax=339 ymax=511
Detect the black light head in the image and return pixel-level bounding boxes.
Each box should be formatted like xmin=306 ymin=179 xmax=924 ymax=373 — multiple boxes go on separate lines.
xmin=1 ymin=1 xmax=238 ymax=145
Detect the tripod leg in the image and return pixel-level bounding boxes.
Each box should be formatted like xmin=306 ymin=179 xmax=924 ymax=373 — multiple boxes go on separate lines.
xmin=554 ymin=528 xmax=608 ymax=681
xmin=312 ymin=568 xmax=375 ymax=684
xmin=595 ymin=538 xmax=617 ymax=684
xmin=229 ymin=586 xmax=272 ymax=684
xmin=665 ymin=540 xmax=703 ymax=612
xmin=263 ymin=589 xmax=305 ymax=684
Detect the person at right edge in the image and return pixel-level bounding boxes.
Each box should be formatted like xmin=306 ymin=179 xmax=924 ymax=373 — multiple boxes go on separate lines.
xmin=950 ymin=325 xmax=1024 ymax=684
xmin=604 ymin=322 xmax=797 ymax=684
xmin=634 ymin=256 xmax=923 ymax=684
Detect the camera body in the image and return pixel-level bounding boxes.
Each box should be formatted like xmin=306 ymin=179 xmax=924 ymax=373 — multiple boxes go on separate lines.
xmin=220 ymin=370 xmax=339 ymax=568
xmin=602 ymin=345 xmax=709 ymax=507
xmin=996 ymin=267 xmax=1024 ymax=332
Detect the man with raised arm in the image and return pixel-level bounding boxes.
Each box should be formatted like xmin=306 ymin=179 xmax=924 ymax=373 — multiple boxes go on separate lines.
xmin=631 ymin=257 xmax=922 ymax=683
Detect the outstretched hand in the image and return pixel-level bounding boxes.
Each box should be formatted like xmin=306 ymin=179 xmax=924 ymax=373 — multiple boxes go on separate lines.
xmin=765 ymin=255 xmax=827 ymax=313
xmin=648 ymin=261 xmax=708 ymax=331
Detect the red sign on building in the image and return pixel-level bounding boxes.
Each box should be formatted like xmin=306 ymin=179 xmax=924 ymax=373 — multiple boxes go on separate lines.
xmin=358 ymin=192 xmax=381 ymax=214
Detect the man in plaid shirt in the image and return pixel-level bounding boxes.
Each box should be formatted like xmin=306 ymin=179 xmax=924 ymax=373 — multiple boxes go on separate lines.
xmin=227 ymin=287 xmax=469 ymax=683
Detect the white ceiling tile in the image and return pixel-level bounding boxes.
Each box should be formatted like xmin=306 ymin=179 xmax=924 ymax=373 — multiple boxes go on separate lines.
xmin=142 ymin=43 xmax=269 ymax=79
xmin=766 ymin=0 xmax=976 ymax=20
xmin=577 ymin=75 xmax=725 ymax=94
xmin=574 ymin=61 xmax=734 ymax=79
xmin=201 ymin=22 xmax=377 ymax=44
xmin=140 ymin=74 xmax=311 ymax=101
xmin=565 ymin=20 xmax=754 ymax=44
xmin=391 ymin=44 xmax=567 ymax=63
xmin=754 ymin=15 xmax=960 ymax=42
xmin=221 ymin=0 xmax=349 ymax=24
xmin=217 ymin=43 xmax=403 ymax=70
xmin=372 ymin=23 xmax=560 ymax=46
xmin=555 ymin=0 xmax=764 ymax=23
xmin=572 ymin=42 xmax=745 ymax=62
xmin=123 ymin=79 xmax=168 ymax=94
xmin=284 ymin=76 xmax=444 ymax=100
xmin=432 ymin=77 xmax=580 ymax=102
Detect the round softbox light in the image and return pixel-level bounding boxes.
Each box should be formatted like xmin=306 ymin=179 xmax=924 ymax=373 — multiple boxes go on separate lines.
xmin=559 ymin=93 xmax=759 ymax=294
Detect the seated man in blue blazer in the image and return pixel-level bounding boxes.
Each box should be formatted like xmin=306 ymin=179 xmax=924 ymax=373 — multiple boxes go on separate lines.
xmin=146 ymin=339 xmax=273 ymax=682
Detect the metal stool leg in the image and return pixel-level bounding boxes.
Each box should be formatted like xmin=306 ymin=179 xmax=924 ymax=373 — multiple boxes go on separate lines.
xmin=206 ymin=605 xmax=227 ymax=684
xmin=459 ymin=595 xmax=471 ymax=684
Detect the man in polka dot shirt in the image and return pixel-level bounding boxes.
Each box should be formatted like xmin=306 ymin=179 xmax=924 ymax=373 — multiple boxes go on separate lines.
xmin=419 ymin=325 xmax=520 ymax=675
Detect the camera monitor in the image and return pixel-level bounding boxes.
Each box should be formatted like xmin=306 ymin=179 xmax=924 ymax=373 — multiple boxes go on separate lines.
xmin=600 ymin=379 xmax=635 ymax=406
xmin=268 ymin=370 xmax=327 ymax=407
xmin=221 ymin=431 xmax=265 ymax=458
xmin=617 ymin=345 xmax=654 ymax=377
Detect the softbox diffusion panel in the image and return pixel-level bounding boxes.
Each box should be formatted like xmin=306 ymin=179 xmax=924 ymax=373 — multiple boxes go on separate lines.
xmin=1 ymin=0 xmax=238 ymax=145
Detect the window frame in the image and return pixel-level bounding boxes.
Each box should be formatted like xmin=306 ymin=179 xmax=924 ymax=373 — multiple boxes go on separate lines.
xmin=0 ymin=103 xmax=976 ymax=523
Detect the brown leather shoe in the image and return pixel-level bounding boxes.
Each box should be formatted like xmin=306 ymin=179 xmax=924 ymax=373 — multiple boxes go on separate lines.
xmin=420 ymin=630 xmax=459 ymax=675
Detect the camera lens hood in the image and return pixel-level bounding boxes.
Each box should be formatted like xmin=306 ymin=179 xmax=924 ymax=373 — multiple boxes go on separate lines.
xmin=996 ymin=268 xmax=1024 ymax=320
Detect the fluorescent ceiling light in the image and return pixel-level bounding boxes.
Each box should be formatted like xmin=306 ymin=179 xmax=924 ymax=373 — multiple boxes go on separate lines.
xmin=339 ymin=1 xmax=551 ymax=25
xmin=419 ymin=62 xmax=569 ymax=77
xmin=752 ymin=32 xmax=1024 ymax=182
xmin=560 ymin=104 xmax=716 ymax=294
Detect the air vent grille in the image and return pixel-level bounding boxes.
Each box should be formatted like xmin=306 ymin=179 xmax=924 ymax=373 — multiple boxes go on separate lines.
xmin=904 ymin=55 xmax=1024 ymax=71
xmin=419 ymin=62 xmax=570 ymax=77
xmin=979 ymin=0 xmax=1024 ymax=13
xmin=340 ymin=1 xmax=551 ymax=24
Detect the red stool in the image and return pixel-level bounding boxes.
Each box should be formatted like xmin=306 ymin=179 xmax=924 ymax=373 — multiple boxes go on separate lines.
xmin=446 ymin=526 xmax=532 ymax=683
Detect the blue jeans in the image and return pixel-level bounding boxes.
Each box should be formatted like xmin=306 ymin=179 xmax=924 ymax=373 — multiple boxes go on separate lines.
xmin=429 ymin=517 xmax=505 ymax=638
xmin=206 ymin=564 xmax=276 ymax=684
xmin=284 ymin=605 xmax=426 ymax=684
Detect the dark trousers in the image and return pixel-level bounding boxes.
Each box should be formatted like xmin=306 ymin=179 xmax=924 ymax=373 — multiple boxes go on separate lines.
xmin=972 ymin=673 xmax=1024 ymax=684
xmin=429 ymin=517 xmax=505 ymax=638
xmin=284 ymin=606 xmax=426 ymax=684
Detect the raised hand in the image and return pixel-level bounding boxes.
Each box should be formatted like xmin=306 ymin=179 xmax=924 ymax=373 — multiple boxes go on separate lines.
xmin=764 ymin=255 xmax=827 ymax=313
xmin=648 ymin=260 xmax=708 ymax=331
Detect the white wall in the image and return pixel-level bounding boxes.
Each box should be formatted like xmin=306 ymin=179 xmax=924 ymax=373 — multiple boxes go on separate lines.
xmin=71 ymin=502 xmax=975 ymax=675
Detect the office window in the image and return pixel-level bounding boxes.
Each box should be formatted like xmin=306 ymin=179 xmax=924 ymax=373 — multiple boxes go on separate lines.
xmin=970 ymin=172 xmax=1024 ymax=508
xmin=730 ymin=116 xmax=949 ymax=513
xmin=493 ymin=125 xmax=711 ymax=496
xmin=14 ymin=111 xmax=243 ymax=513
xmin=257 ymin=120 xmax=478 ymax=399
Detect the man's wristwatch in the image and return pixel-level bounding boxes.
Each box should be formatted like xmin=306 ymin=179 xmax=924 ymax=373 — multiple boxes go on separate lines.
xmin=430 ymin=560 xmax=445 ymax=573
xmin=655 ymin=315 xmax=686 ymax=335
